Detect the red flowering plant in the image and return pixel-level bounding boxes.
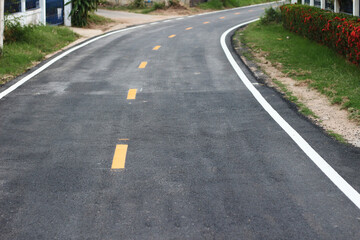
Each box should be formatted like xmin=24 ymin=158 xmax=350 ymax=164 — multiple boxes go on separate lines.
xmin=280 ymin=4 xmax=360 ymax=65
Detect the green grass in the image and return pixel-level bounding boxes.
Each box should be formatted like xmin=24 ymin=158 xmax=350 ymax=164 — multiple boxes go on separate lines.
xmin=198 ymin=0 xmax=273 ymax=9
xmin=272 ymin=79 xmax=318 ymax=118
xmin=238 ymin=22 xmax=360 ymax=121
xmin=87 ymin=13 xmax=114 ymax=25
xmin=198 ymin=0 xmax=224 ymax=9
xmin=327 ymin=130 xmax=347 ymax=143
xmin=0 ymin=25 xmax=78 ymax=85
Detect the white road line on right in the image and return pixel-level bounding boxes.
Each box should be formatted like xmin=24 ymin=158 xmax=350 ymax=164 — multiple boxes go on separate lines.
xmin=221 ymin=19 xmax=360 ymax=210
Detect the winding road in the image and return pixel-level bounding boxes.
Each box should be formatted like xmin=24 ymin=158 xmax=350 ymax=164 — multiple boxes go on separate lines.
xmin=1 ymin=3 xmax=360 ymax=239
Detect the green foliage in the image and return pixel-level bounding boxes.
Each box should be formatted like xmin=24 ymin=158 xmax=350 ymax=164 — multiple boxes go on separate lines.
xmin=280 ymin=4 xmax=360 ymax=65
xmin=198 ymin=0 xmax=223 ymax=10
xmin=67 ymin=0 xmax=100 ymax=27
xmin=154 ymin=1 xmax=166 ymax=9
xmin=198 ymin=0 xmax=272 ymax=9
xmin=224 ymin=0 xmax=239 ymax=8
xmin=87 ymin=13 xmax=113 ymax=25
xmin=129 ymin=0 xmax=144 ymax=8
xmin=169 ymin=0 xmax=181 ymax=7
xmin=238 ymin=22 xmax=360 ymax=115
xmin=260 ymin=7 xmax=281 ymax=25
xmin=0 ymin=25 xmax=78 ymax=85
xmin=327 ymin=130 xmax=347 ymax=143
xmin=4 ymin=20 xmax=33 ymax=43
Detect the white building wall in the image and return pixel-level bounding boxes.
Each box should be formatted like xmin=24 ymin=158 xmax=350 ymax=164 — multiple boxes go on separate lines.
xmin=6 ymin=9 xmax=42 ymax=25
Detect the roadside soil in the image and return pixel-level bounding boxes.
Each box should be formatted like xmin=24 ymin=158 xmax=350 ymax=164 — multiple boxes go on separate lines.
xmin=234 ymin=28 xmax=360 ymax=148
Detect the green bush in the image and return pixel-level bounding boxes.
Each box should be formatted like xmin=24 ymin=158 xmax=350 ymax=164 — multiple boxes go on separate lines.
xmin=153 ymin=1 xmax=165 ymax=9
xmin=67 ymin=0 xmax=100 ymax=27
xmin=260 ymin=7 xmax=281 ymax=25
xmin=129 ymin=0 xmax=144 ymax=8
xmin=198 ymin=0 xmax=223 ymax=9
xmin=224 ymin=0 xmax=239 ymax=7
xmin=4 ymin=19 xmax=33 ymax=43
xmin=169 ymin=0 xmax=181 ymax=7
xmin=280 ymin=4 xmax=360 ymax=65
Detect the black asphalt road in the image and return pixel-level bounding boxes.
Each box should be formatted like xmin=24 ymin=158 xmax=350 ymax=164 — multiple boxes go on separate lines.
xmin=1 ymin=3 xmax=360 ymax=239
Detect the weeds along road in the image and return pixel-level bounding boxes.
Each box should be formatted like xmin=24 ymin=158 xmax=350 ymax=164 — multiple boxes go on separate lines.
xmin=1 ymin=2 xmax=360 ymax=239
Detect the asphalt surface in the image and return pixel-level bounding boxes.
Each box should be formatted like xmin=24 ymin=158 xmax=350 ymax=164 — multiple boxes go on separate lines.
xmin=1 ymin=3 xmax=360 ymax=239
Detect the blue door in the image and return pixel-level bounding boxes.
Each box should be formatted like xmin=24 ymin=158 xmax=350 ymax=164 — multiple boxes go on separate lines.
xmin=46 ymin=0 xmax=64 ymax=25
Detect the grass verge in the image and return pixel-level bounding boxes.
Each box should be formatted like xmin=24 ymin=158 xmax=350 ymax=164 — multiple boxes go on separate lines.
xmin=99 ymin=1 xmax=166 ymax=14
xmin=237 ymin=22 xmax=360 ymax=122
xmin=87 ymin=13 xmax=114 ymax=25
xmin=272 ymin=79 xmax=318 ymax=118
xmin=0 ymin=25 xmax=78 ymax=86
xmin=198 ymin=0 xmax=273 ymax=10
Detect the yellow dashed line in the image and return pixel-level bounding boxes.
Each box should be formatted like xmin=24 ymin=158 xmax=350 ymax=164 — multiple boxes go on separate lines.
xmin=203 ymin=21 xmax=210 ymax=24
xmin=186 ymin=27 xmax=193 ymax=30
xmin=127 ymin=89 xmax=137 ymax=100
xmin=168 ymin=34 xmax=176 ymax=38
xmin=111 ymin=144 xmax=128 ymax=169
xmin=138 ymin=61 xmax=147 ymax=68
xmin=235 ymin=12 xmax=240 ymax=15
xmin=248 ymin=10 xmax=254 ymax=12
xmin=220 ymin=17 xmax=225 ymax=19
xmin=153 ymin=45 xmax=161 ymax=50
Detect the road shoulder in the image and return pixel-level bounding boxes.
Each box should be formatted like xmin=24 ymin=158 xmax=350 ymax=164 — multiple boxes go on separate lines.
xmin=232 ymin=25 xmax=360 ymax=148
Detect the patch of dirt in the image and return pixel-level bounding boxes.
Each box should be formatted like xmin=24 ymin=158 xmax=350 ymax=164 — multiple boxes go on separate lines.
xmin=234 ymin=31 xmax=360 ymax=148
xmin=151 ymin=6 xmax=208 ymax=15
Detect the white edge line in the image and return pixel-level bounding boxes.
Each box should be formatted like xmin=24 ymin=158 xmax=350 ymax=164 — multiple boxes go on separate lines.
xmin=220 ymin=19 xmax=360 ymax=209
xmin=0 ymin=25 xmax=146 ymax=100
xmin=0 ymin=1 xmax=283 ymax=100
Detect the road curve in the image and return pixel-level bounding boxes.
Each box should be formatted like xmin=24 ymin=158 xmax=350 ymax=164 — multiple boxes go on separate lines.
xmin=1 ymin=3 xmax=360 ymax=239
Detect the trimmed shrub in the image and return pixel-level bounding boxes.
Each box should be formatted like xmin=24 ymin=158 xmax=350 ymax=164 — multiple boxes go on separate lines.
xmin=280 ymin=4 xmax=360 ymax=65
xmin=260 ymin=7 xmax=282 ymax=25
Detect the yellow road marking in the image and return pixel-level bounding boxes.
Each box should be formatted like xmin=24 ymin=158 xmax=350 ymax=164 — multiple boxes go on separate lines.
xmin=219 ymin=17 xmax=225 ymax=19
xmin=235 ymin=12 xmax=240 ymax=15
xmin=248 ymin=10 xmax=254 ymax=12
xmin=186 ymin=27 xmax=193 ymax=30
xmin=138 ymin=61 xmax=147 ymax=68
xmin=153 ymin=45 xmax=161 ymax=50
xmin=168 ymin=34 xmax=176 ymax=38
xmin=111 ymin=144 xmax=128 ymax=169
xmin=118 ymin=138 xmax=129 ymax=141
xmin=203 ymin=21 xmax=209 ymax=24
xmin=127 ymin=89 xmax=137 ymax=100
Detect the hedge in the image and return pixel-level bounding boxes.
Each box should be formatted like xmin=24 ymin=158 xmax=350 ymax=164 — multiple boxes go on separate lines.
xmin=280 ymin=4 xmax=360 ymax=65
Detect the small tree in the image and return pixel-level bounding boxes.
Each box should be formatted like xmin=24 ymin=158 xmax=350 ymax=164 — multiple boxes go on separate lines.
xmin=66 ymin=0 xmax=99 ymax=27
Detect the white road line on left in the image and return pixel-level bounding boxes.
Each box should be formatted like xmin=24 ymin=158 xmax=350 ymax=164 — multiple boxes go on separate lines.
xmin=0 ymin=1 xmax=279 ymax=100
xmin=0 ymin=25 xmax=145 ymax=100
xmin=220 ymin=19 xmax=360 ymax=210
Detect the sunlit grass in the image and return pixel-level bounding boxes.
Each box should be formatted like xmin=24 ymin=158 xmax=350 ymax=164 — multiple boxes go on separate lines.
xmin=0 ymin=25 xmax=78 ymax=86
xmin=238 ymin=22 xmax=360 ymax=117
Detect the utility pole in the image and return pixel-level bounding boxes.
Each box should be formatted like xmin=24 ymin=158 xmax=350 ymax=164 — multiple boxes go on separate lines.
xmin=0 ymin=0 xmax=4 ymax=56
